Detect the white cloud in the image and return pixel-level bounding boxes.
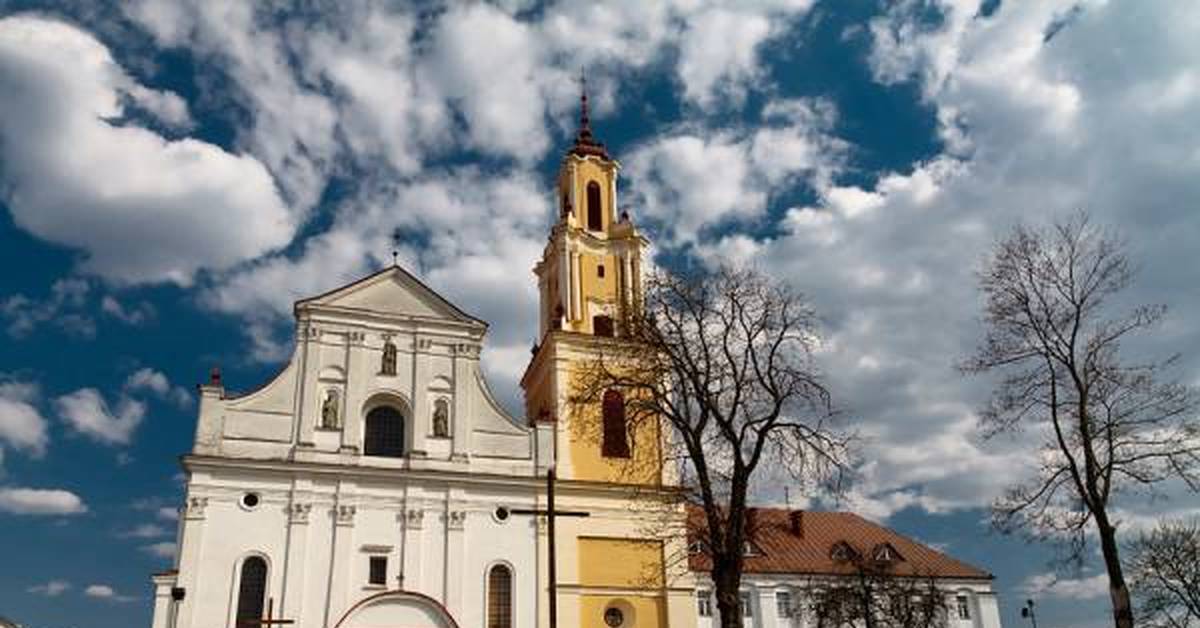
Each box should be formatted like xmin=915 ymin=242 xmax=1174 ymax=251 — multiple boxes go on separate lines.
xmin=27 ymin=579 xmax=71 ymax=597
xmin=0 ymin=378 xmax=49 ymax=457
xmin=1 ymin=278 xmax=94 ymax=338
xmin=156 ymin=506 xmax=179 ymax=522
xmin=0 ymin=487 xmax=87 ymax=515
xmin=55 ymin=389 xmax=145 ymax=446
xmin=125 ymin=368 xmax=191 ymax=408
xmin=626 ymin=98 xmax=844 ymax=243
xmin=0 ymin=15 xmax=294 ymax=285
xmin=84 ymin=584 xmax=136 ymax=602
xmin=141 ymin=541 xmax=177 ymax=559
xmin=120 ymin=523 xmax=169 ymax=539
xmin=101 ymin=296 xmax=155 ymax=326
xmin=1020 ymin=572 xmax=1110 ymax=601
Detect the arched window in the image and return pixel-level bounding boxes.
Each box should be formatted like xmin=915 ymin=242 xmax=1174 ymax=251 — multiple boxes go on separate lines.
xmin=235 ymin=556 xmax=267 ymax=624
xmin=364 ymin=406 xmax=405 ymax=457
xmin=587 ymin=181 xmax=603 ymax=231
xmin=601 ymin=389 xmax=630 ymax=458
xmin=487 ymin=564 xmax=513 ymax=628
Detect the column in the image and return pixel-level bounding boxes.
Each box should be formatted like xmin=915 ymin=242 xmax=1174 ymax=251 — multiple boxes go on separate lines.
xmin=570 ymin=251 xmax=582 ymax=322
xmin=450 ymin=350 xmax=472 ymax=461
xmin=150 ymin=575 xmax=175 ymax=628
xmin=296 ymin=323 xmax=321 ymax=447
xmin=410 ymin=340 xmax=430 ymax=457
xmin=402 ymin=505 xmax=425 ymax=593
xmin=280 ymin=491 xmax=312 ymax=627
xmin=325 ymin=496 xmax=356 ymax=626
xmin=173 ymin=496 xmax=207 ymax=628
xmin=559 ymin=241 xmax=572 ymax=321
xmin=443 ymin=490 xmax=466 ymax=613
xmin=342 ymin=332 xmax=366 ymax=453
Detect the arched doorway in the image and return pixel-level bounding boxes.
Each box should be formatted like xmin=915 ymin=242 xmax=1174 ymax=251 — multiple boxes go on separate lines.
xmin=333 ymin=590 xmax=460 ymax=628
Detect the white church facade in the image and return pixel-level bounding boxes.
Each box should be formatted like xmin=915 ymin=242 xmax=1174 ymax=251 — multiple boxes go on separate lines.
xmin=150 ymin=91 xmax=1003 ymax=628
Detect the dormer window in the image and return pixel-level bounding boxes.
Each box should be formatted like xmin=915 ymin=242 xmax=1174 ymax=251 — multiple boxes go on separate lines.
xmin=688 ymin=539 xmax=706 ymax=555
xmin=742 ymin=540 xmax=760 ymax=557
xmin=830 ymin=541 xmax=857 ymax=563
xmin=872 ymin=543 xmax=901 ymax=564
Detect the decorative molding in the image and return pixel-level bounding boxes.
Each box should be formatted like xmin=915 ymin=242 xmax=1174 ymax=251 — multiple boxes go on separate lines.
xmin=335 ymin=504 xmax=357 ymax=525
xmin=446 ymin=510 xmax=467 ymax=530
xmin=347 ymin=330 xmax=366 ymax=344
xmin=360 ymin=544 xmax=394 ymax=553
xmin=287 ymin=502 xmax=312 ymax=524
xmin=404 ymin=508 xmax=425 ymax=529
xmin=184 ymin=497 xmax=208 ymax=520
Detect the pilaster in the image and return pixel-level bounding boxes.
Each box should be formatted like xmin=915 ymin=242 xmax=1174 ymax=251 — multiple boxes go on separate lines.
xmin=296 ymin=322 xmax=321 ymax=447
xmin=173 ymin=495 xmax=207 ymax=628
xmin=280 ymin=490 xmax=313 ymax=627
xmin=342 ymin=332 xmax=367 ymax=453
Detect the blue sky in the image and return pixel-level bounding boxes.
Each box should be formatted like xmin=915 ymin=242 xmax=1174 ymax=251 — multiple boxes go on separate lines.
xmin=1 ymin=1 xmax=1198 ymax=627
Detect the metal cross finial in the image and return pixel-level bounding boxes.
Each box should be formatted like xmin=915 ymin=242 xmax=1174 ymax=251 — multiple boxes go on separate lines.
xmin=579 ymin=67 xmax=590 ymax=131
xmin=392 ymin=250 xmax=398 ymax=266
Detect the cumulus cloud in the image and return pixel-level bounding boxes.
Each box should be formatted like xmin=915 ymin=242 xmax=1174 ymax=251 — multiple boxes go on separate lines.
xmin=55 ymin=389 xmax=145 ymax=446
xmin=626 ymin=98 xmax=845 ymax=243
xmin=27 ymin=579 xmax=71 ymax=597
xmin=119 ymin=523 xmax=170 ymax=539
xmin=0 ymin=487 xmax=87 ymax=515
xmin=0 ymin=378 xmax=49 ymax=457
xmin=0 ymin=15 xmax=294 ymax=285
xmin=125 ymin=368 xmax=191 ymax=408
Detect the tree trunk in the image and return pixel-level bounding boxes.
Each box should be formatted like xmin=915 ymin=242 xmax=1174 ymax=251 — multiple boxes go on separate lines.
xmin=713 ymin=559 xmax=744 ymax=628
xmin=1096 ymin=514 xmax=1134 ymax=628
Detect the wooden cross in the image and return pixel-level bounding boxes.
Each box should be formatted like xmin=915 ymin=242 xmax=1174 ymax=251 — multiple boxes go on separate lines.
xmin=237 ymin=598 xmax=294 ymax=628
xmin=508 ymin=467 xmax=590 ymax=628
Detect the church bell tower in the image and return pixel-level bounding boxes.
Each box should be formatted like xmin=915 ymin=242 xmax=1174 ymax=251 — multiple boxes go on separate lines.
xmin=534 ymin=84 xmax=647 ymax=341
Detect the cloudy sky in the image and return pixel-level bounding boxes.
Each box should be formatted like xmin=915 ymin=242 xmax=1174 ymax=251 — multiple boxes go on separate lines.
xmin=1 ymin=0 xmax=1198 ymax=626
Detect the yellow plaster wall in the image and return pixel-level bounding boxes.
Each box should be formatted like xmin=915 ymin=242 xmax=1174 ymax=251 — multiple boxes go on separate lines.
xmin=568 ymin=159 xmax=615 ymax=232
xmin=565 ymin=388 xmax=661 ymax=484
xmin=577 ymin=538 xmax=664 ymax=588
xmin=579 ymin=595 xmax=665 ymax=628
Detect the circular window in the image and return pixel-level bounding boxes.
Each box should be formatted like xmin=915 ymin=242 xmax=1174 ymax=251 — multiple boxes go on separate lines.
xmin=604 ymin=607 xmax=625 ymax=627
xmin=494 ymin=506 xmax=510 ymax=522
xmin=240 ymin=493 xmax=260 ymax=509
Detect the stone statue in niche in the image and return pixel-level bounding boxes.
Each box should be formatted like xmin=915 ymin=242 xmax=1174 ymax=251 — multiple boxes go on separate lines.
xmin=321 ymin=389 xmax=341 ymax=429
xmin=381 ymin=338 xmax=397 ymax=375
xmin=432 ymin=398 xmax=450 ymax=438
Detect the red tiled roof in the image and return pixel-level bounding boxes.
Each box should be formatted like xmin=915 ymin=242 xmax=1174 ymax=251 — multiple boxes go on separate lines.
xmin=687 ymin=506 xmax=991 ymax=580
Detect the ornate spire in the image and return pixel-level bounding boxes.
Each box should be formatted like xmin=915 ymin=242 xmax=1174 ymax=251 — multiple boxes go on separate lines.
xmin=569 ymin=69 xmax=610 ymax=160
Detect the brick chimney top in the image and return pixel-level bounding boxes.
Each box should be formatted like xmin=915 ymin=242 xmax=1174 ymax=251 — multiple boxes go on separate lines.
xmin=789 ymin=510 xmax=804 ymax=537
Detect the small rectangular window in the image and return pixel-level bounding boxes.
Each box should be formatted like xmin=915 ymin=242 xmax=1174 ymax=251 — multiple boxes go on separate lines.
xmin=597 ymin=264 xmax=605 ymax=278
xmin=776 ymin=590 xmax=793 ymax=618
xmin=369 ymin=556 xmax=387 ymax=585
xmin=696 ymin=591 xmax=712 ymax=617
xmin=740 ymin=591 xmax=754 ymax=617
xmin=956 ymin=594 xmax=971 ymax=619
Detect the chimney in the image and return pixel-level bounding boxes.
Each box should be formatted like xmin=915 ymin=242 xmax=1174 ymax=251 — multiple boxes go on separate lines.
xmin=789 ymin=510 xmax=804 ymax=537
xmin=208 ymin=366 xmax=222 ymax=387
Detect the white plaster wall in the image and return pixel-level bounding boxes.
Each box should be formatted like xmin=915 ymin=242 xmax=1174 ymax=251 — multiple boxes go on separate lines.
xmin=169 ymin=466 xmax=542 ymax=628
xmin=691 ymin=575 xmax=1003 ymax=628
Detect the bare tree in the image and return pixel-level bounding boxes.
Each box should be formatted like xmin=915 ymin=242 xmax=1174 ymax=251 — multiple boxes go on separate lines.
xmin=962 ymin=213 xmax=1200 ymax=628
xmin=569 ymin=266 xmax=853 ymax=628
xmin=807 ymin=546 xmax=949 ymax=628
xmin=1128 ymin=518 xmax=1200 ymax=628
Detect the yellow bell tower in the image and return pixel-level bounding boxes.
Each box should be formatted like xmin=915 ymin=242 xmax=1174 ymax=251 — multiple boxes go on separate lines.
xmin=520 ymin=82 xmax=694 ymax=628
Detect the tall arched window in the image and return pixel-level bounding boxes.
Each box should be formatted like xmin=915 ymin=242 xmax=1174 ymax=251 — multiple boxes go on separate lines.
xmin=487 ymin=564 xmax=513 ymax=628
xmin=235 ymin=556 xmax=267 ymax=624
xmin=586 ymin=181 xmax=603 ymax=231
xmin=364 ymin=406 xmax=405 ymax=457
xmin=601 ymin=389 xmax=630 ymax=458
